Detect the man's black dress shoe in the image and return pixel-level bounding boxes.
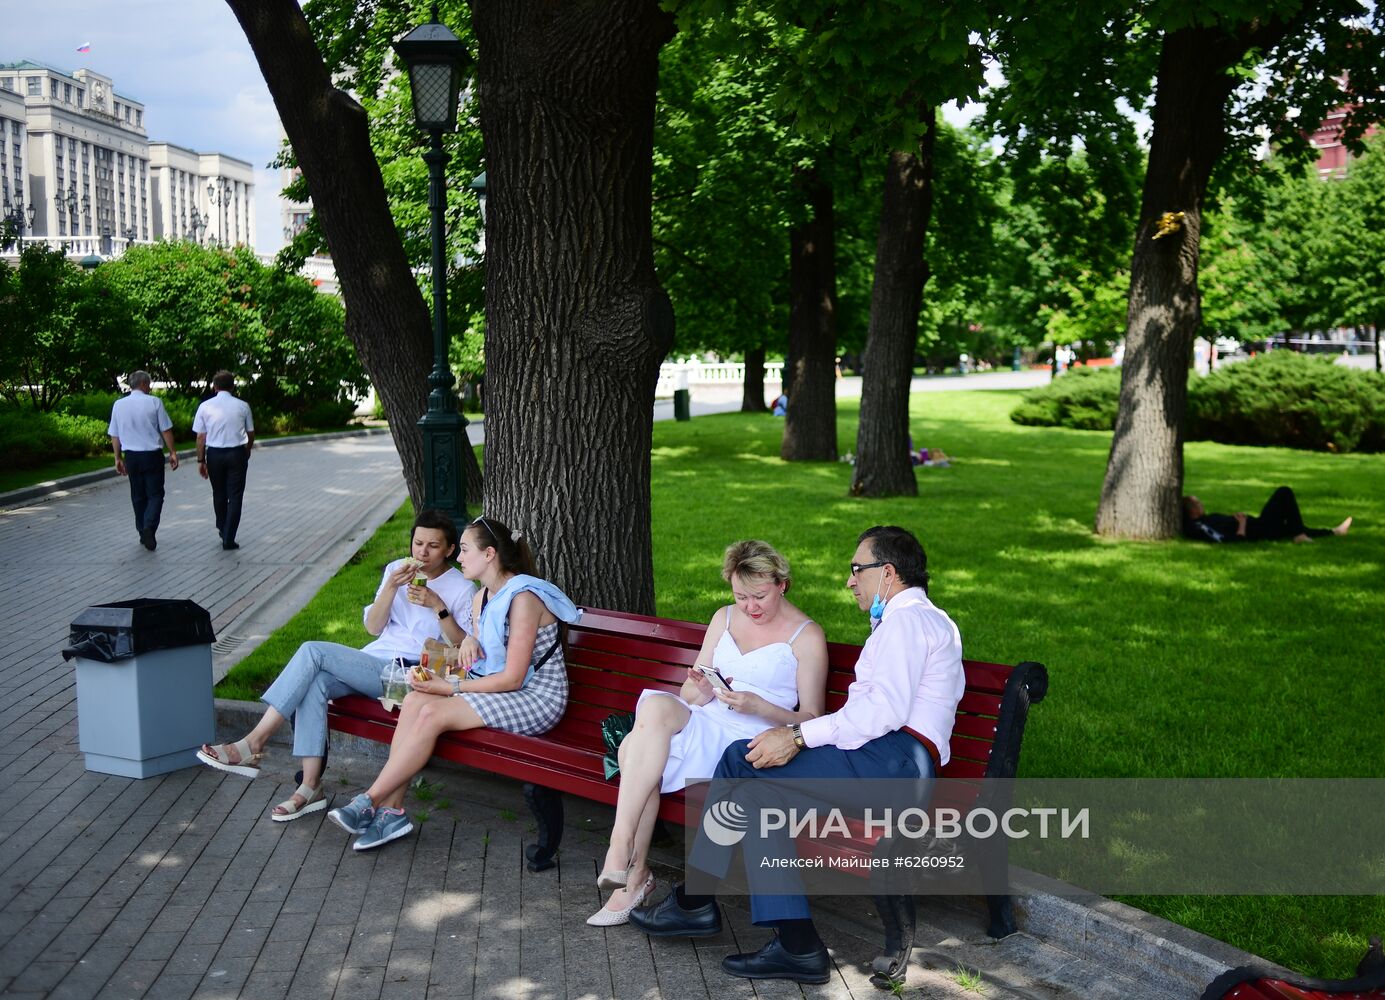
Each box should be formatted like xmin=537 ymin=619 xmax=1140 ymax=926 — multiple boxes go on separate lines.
xmin=222 ymin=541 xmax=240 ymax=551
xmin=140 ymin=530 xmax=156 ymax=551
xmin=721 ymin=935 xmax=831 ymax=984
xmin=627 ymin=890 xmax=722 ymax=938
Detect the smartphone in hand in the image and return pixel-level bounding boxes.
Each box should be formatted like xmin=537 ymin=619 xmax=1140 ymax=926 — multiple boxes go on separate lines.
xmin=697 ymin=664 xmax=733 ymax=692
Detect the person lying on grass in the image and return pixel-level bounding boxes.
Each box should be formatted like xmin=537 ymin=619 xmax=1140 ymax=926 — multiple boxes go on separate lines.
xmin=1182 ymin=487 xmax=1352 ymax=544
xmin=195 ymin=509 xmax=474 ymax=821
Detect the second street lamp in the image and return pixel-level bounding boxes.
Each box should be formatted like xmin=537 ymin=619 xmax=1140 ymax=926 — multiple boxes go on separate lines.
xmin=395 ymin=6 xmax=471 ymax=522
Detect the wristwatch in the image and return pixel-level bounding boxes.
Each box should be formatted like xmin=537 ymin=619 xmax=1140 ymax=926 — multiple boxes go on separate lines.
xmin=449 ymin=675 xmax=462 ymax=695
xmin=790 ymin=724 xmax=806 ymax=749
xmin=437 ymin=608 xmax=450 ymax=621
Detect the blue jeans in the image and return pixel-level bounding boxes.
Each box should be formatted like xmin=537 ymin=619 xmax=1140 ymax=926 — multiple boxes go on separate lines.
xmin=261 ymin=641 xmax=387 ymax=758
xmin=124 ymin=450 xmax=166 ymax=535
xmin=688 ymin=729 xmax=935 ymax=924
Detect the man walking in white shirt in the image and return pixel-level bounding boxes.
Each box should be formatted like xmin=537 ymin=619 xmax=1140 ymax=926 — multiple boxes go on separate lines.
xmin=631 ymin=525 xmax=965 ymax=983
xmin=107 ymin=370 xmax=180 ymax=551
xmin=193 ymin=370 xmax=255 ymax=551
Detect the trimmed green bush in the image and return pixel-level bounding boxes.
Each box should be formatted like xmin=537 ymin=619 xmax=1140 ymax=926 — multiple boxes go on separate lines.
xmin=1189 ymin=351 xmax=1385 ymax=453
xmin=1009 ymin=366 xmax=1122 ymax=430
xmin=0 ymin=410 xmax=110 ymax=468
xmin=1011 ymin=353 xmax=1385 ymax=453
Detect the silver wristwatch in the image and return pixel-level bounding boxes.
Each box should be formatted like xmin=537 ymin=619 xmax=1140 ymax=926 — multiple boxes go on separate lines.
xmin=449 ymin=675 xmax=462 ymax=696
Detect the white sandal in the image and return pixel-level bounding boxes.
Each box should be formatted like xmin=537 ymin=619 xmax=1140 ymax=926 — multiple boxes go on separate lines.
xmin=196 ymin=738 xmax=262 ymax=778
xmin=271 ymin=783 xmax=326 ymax=823
xmin=587 ymin=873 xmax=656 ymax=927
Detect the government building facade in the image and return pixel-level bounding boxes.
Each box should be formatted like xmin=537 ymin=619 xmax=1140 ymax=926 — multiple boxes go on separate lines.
xmin=1 ymin=60 xmax=254 ymax=255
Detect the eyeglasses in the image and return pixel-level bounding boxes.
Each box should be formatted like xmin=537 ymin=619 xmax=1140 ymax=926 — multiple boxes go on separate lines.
xmin=470 ymin=515 xmax=493 ymax=539
xmin=850 ymin=561 xmax=886 ymax=576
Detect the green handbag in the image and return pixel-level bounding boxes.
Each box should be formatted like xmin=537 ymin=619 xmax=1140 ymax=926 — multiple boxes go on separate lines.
xmin=601 ymin=711 xmax=637 ymax=780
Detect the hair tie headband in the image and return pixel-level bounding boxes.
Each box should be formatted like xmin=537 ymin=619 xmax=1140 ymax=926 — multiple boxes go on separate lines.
xmin=511 ymin=530 xmax=522 ymax=542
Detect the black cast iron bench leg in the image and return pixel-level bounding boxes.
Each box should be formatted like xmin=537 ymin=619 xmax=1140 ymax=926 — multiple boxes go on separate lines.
xmin=524 ymin=783 xmax=563 ymax=872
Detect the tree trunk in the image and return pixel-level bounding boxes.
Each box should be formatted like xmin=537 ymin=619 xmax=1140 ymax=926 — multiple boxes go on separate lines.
xmin=852 ymin=117 xmax=937 ymax=497
xmin=741 ymin=345 xmax=768 ymax=412
xmin=224 ymin=0 xmax=482 ymax=514
xmin=782 ymin=159 xmax=838 ymax=461
xmin=471 ymin=1 xmax=674 ymax=612
xmin=1095 ymin=22 xmax=1291 ymax=539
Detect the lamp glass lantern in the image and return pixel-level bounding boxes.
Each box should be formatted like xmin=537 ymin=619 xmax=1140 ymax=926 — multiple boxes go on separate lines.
xmin=393 ymin=12 xmax=469 ymax=132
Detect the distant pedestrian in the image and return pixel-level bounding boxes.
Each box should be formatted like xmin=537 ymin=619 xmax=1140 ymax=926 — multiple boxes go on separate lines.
xmin=107 ymin=370 xmax=180 ymax=551
xmin=193 ymin=371 xmax=255 ymax=551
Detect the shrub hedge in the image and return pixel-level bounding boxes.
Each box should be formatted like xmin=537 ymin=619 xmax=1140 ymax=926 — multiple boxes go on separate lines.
xmin=0 ymin=410 xmax=111 ymax=468
xmin=4 ymin=390 xmax=360 ymax=470
xmin=1009 ymin=367 xmax=1122 ymax=431
xmin=1010 ymin=352 xmax=1385 ymax=453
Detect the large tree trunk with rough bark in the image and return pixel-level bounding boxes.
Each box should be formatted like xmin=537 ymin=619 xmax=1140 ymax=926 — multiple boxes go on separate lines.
xmin=782 ymin=160 xmax=838 ymax=461
xmin=224 ymin=0 xmax=482 ymax=511
xmin=471 ymin=1 xmax=674 ymax=611
xmin=1095 ymin=21 xmax=1293 ymax=538
xmin=852 ymin=118 xmax=936 ymax=497
xmin=741 ymin=345 xmax=768 ymax=412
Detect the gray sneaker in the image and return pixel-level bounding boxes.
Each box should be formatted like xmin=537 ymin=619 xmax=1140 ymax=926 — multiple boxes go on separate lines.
xmin=353 ymin=808 xmax=414 ymax=851
xmin=328 ymin=793 xmax=375 ymax=835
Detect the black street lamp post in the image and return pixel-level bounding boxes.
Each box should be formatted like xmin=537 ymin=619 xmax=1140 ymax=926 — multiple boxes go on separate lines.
xmin=2 ymin=194 xmax=34 ymax=242
xmin=395 ymin=6 xmax=471 ymax=522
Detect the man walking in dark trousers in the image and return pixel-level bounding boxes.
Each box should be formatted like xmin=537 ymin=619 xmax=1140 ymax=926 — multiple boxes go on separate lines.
xmin=107 ymin=370 xmax=180 ymax=551
xmin=193 ymin=370 xmax=255 ymax=550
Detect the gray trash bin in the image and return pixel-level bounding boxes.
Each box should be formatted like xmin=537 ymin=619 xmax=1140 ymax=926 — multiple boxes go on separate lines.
xmin=62 ymin=599 xmax=217 ymax=778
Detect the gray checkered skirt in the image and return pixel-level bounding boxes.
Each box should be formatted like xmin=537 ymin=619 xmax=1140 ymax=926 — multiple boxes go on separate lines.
xmin=458 ymin=623 xmax=567 ymax=736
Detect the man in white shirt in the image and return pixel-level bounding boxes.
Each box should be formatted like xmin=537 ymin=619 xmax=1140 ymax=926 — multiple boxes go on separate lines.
xmin=107 ymin=370 xmax=180 ymax=551
xmin=632 ymin=526 xmax=965 ymax=984
xmin=192 ymin=370 xmax=255 ymax=551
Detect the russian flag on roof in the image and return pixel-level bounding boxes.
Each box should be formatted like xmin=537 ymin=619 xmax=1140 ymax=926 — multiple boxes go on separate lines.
xmin=76 ymin=42 xmax=91 ymax=53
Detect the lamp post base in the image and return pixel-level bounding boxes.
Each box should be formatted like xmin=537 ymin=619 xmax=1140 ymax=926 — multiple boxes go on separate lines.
xmin=419 ymin=410 xmax=469 ymax=524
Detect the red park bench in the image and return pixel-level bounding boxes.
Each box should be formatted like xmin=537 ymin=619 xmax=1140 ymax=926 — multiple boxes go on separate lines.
xmin=327 ymin=606 xmax=1048 ymax=988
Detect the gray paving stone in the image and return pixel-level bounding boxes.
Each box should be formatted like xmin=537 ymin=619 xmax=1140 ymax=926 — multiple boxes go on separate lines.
xmin=381 ymin=948 xmax=432 ymax=1000
xmin=252 ymin=936 xmax=309 ymax=973
xmin=334 ymin=964 xmax=386 ymax=1000
xmin=143 ymin=971 xmax=203 ymax=1000
xmin=93 ymin=957 xmax=167 ymax=1000
xmin=198 ymin=954 xmax=256 ymax=992
xmin=212 ymin=922 xmax=270 ymax=961
xmin=130 ymin=928 xmax=187 ymax=962
xmin=8 ymin=959 xmax=75 ymax=993
xmin=240 ymin=967 xmax=295 ymax=999
xmin=288 ymin=953 xmax=344 ymax=1000
xmin=48 ymin=944 xmax=131 ymax=1000
xmin=165 ymin=938 xmax=220 ymax=976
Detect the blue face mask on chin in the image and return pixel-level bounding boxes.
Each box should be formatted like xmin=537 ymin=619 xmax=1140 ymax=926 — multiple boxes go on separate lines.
xmin=869 ymin=577 xmax=886 ymax=624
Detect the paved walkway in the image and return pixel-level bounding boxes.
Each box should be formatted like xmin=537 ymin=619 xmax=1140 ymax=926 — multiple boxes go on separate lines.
xmin=0 ymin=432 xmax=1190 ymax=999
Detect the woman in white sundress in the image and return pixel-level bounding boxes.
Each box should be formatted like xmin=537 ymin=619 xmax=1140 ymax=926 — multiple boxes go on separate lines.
xmin=588 ymin=540 xmax=827 ymax=926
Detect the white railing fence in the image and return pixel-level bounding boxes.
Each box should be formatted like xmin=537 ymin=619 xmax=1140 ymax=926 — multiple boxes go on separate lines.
xmin=656 ymin=361 xmax=784 ymax=395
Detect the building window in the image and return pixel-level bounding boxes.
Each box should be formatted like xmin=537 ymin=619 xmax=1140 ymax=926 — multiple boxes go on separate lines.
xmin=65 ymin=83 xmax=73 ymax=103
xmin=26 ymin=78 xmax=41 ymax=96
xmin=76 ymin=88 xmax=84 ymax=105
xmin=1 ymin=77 xmax=12 ymax=91
xmin=135 ymin=109 xmax=142 ymax=127
xmin=50 ymin=79 xmax=59 ymax=98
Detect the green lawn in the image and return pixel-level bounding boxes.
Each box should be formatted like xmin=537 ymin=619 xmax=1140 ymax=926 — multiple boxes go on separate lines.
xmin=218 ymin=389 xmax=1384 ymax=976
xmin=0 ymin=456 xmax=114 ymax=495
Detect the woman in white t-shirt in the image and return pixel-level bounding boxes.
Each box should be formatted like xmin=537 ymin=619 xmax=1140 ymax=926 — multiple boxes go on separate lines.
xmin=196 ymin=509 xmax=475 ymax=821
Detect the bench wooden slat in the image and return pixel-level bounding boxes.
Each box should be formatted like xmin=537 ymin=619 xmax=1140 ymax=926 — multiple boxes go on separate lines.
xmin=566 ymin=645 xmax=691 ymax=683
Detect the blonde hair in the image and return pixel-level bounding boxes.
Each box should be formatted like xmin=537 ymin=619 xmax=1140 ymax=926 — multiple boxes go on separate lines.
xmin=722 ymin=539 xmax=791 ymax=594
